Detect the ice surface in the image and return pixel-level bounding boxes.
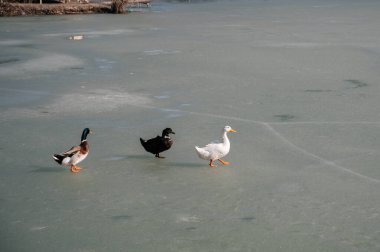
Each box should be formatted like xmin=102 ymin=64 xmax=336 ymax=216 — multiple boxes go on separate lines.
xmin=1 ymin=0 xmax=380 ymax=251
xmin=0 ymin=88 xmax=49 ymax=107
xmin=0 ymin=54 xmax=84 ymax=77
xmin=44 ymin=29 xmax=135 ymax=38
xmin=143 ymin=49 xmax=181 ymax=56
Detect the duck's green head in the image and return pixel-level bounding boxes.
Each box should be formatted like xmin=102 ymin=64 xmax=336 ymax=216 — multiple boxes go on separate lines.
xmin=81 ymin=128 xmax=92 ymax=142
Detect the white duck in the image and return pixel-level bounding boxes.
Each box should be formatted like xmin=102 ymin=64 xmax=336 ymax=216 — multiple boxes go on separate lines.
xmin=195 ymin=125 xmax=237 ymax=168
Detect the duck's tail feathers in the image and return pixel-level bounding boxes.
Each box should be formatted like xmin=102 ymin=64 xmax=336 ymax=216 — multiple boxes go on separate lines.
xmin=52 ymin=154 xmax=65 ymax=165
xmin=140 ymin=138 xmax=148 ymax=150
xmin=195 ymin=146 xmax=209 ymax=160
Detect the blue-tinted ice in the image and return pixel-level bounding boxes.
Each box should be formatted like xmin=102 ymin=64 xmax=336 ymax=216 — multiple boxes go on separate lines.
xmin=1 ymin=0 xmax=380 ymax=251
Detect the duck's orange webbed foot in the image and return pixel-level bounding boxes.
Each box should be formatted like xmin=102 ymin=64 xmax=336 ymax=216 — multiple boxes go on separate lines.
xmin=218 ymin=159 xmax=230 ymax=166
xmin=70 ymin=166 xmax=81 ymax=173
xmin=209 ymin=160 xmax=217 ymax=168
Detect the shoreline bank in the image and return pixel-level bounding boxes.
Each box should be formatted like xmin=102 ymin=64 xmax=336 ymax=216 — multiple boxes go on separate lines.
xmin=0 ymin=3 xmax=113 ymax=16
xmin=0 ymin=1 xmax=150 ymax=17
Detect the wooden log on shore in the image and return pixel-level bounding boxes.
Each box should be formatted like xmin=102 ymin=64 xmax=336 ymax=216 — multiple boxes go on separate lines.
xmin=110 ymin=0 xmax=123 ymax=13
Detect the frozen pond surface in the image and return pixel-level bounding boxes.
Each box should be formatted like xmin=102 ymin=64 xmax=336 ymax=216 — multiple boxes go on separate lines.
xmin=1 ymin=0 xmax=380 ymax=251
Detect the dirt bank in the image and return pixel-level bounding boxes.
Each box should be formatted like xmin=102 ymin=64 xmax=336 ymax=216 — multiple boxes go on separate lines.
xmin=0 ymin=3 xmax=113 ymax=16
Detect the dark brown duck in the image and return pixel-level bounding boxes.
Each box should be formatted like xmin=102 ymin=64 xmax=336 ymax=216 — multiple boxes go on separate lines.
xmin=140 ymin=128 xmax=175 ymax=158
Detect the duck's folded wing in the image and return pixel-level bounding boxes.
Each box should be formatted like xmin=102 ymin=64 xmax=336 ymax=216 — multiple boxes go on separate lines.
xmin=209 ymin=138 xmax=221 ymax=144
xmin=146 ymin=136 xmax=161 ymax=144
xmin=62 ymin=145 xmax=81 ymax=156
xmin=205 ymin=142 xmax=222 ymax=149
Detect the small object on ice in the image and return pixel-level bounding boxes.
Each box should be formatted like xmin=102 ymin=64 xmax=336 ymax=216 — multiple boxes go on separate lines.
xmin=52 ymin=128 xmax=92 ymax=173
xmin=30 ymin=226 xmax=48 ymax=231
xmin=195 ymin=126 xmax=236 ymax=168
xmin=177 ymin=215 xmax=201 ymax=223
xmin=68 ymin=35 xmax=84 ymax=41
xmin=140 ymin=128 xmax=175 ymax=158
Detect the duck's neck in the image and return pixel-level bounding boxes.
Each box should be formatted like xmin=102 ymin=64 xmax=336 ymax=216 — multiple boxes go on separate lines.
xmin=80 ymin=140 xmax=89 ymax=151
xmin=221 ymin=131 xmax=230 ymax=145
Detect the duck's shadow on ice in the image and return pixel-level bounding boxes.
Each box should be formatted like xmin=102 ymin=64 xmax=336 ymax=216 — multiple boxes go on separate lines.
xmin=102 ymin=155 xmax=204 ymax=168
xmin=29 ymin=166 xmax=65 ymax=173
xmin=165 ymin=162 xmax=205 ymax=169
xmin=102 ymin=155 xmax=150 ymax=161
xmin=111 ymin=215 xmax=132 ymax=221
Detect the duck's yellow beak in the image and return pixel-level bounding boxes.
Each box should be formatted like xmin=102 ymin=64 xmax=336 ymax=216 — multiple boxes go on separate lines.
xmin=229 ymin=128 xmax=237 ymax=133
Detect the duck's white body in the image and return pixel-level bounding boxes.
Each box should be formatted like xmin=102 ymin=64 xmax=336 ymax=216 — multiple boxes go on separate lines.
xmin=195 ymin=126 xmax=236 ymax=167
xmin=195 ymin=133 xmax=231 ymax=161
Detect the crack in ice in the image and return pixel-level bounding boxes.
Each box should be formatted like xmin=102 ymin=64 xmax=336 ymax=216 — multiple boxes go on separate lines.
xmin=135 ymin=105 xmax=380 ymax=184
xmin=261 ymin=123 xmax=380 ymax=184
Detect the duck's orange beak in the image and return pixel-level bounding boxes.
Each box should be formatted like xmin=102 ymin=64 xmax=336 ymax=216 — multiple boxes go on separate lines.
xmin=229 ymin=128 xmax=237 ymax=133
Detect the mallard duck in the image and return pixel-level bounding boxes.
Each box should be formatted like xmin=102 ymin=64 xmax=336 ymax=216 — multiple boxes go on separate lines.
xmin=195 ymin=125 xmax=236 ymax=168
xmin=52 ymin=128 xmax=92 ymax=173
xmin=140 ymin=128 xmax=175 ymax=158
